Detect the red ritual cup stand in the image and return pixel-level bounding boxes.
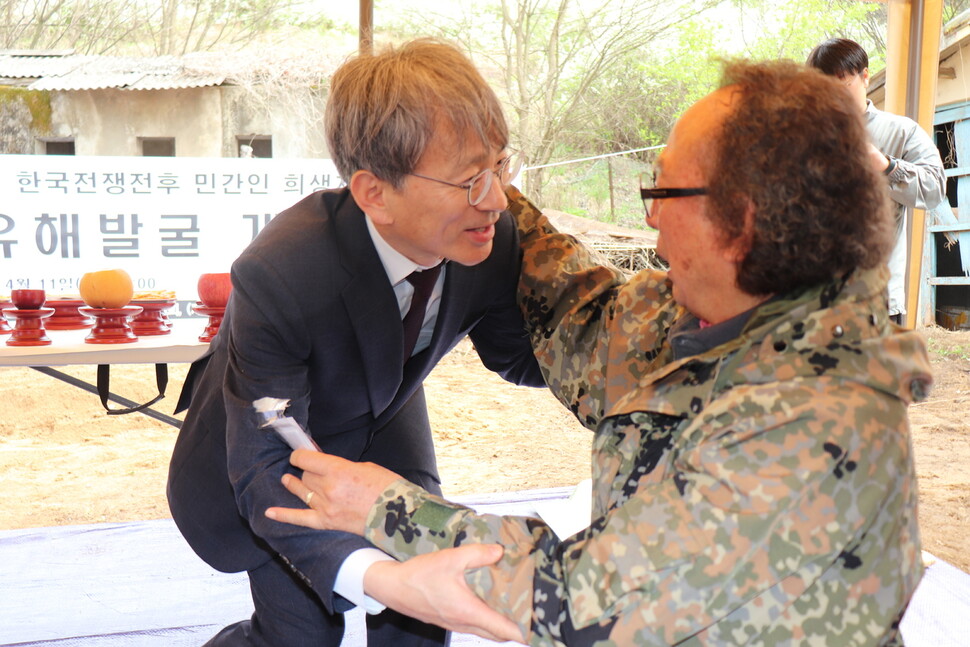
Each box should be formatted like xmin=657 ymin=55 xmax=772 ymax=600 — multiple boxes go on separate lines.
xmin=79 ymin=306 xmax=144 ymax=344
xmin=4 ymin=307 xmax=56 ymax=346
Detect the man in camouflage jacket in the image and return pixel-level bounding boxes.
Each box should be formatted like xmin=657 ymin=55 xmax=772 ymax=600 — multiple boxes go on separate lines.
xmin=268 ymin=60 xmax=934 ymax=646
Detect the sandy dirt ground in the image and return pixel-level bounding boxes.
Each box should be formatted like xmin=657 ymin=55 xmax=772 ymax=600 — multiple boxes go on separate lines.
xmin=0 ymin=326 xmax=967 ymax=574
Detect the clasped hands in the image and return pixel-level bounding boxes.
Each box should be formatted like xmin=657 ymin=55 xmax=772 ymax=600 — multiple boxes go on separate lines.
xmin=265 ymin=450 xmax=525 ymax=644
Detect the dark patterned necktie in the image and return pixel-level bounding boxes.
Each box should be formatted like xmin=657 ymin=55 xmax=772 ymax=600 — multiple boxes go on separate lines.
xmin=401 ymin=264 xmax=441 ymax=361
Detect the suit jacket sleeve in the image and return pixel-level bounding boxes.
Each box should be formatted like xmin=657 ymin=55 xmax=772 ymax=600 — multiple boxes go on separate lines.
xmin=221 ymin=246 xmax=373 ymax=615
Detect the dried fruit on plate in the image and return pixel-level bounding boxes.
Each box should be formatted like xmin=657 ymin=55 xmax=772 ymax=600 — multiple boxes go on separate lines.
xmin=132 ymin=289 xmax=177 ymax=300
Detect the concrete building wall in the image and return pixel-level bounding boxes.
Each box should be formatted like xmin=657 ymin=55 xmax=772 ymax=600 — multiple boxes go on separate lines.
xmin=0 ymin=91 xmax=36 ymax=154
xmin=48 ymin=87 xmax=224 ymax=156
xmin=29 ymin=85 xmax=330 ymax=159
xmin=219 ymin=86 xmax=329 ymax=159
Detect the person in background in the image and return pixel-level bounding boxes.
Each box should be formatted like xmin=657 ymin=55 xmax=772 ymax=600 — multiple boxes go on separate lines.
xmin=267 ymin=59 xmax=933 ymax=646
xmin=808 ymin=37 xmax=946 ymax=325
xmin=166 ymin=38 xmax=545 ymax=646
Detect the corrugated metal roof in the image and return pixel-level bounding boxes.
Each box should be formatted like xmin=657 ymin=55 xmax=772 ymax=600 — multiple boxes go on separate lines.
xmin=0 ymin=52 xmax=229 ymax=91
xmin=127 ymin=73 xmax=226 ymax=90
xmin=29 ymin=71 xmax=145 ymax=91
xmin=0 ymin=54 xmax=88 ymax=79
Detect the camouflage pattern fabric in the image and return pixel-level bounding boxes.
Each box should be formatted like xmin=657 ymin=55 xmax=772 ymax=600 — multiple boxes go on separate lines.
xmin=363 ymin=186 xmax=933 ymax=646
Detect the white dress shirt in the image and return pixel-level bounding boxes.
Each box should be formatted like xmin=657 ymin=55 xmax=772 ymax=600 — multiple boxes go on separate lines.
xmin=366 ymin=215 xmax=446 ymax=356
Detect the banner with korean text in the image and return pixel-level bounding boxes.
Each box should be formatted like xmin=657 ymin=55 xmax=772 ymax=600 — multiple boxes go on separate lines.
xmin=0 ymin=155 xmax=343 ymax=318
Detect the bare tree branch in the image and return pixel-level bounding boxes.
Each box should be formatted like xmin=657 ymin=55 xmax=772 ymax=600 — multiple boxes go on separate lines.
xmin=0 ymin=0 xmax=315 ymax=56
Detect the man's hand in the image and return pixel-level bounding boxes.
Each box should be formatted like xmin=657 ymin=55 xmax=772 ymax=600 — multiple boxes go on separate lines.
xmin=868 ymin=143 xmax=891 ymax=173
xmin=265 ymin=453 xmax=526 ymax=643
xmin=365 ymin=544 xmax=526 ymax=644
xmin=265 ymin=450 xmax=399 ymax=535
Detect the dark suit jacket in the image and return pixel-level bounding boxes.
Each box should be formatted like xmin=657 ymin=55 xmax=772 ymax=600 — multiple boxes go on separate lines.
xmin=167 ymin=188 xmax=543 ymax=614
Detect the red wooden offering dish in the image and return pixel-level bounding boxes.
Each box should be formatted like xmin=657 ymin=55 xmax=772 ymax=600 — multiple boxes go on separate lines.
xmin=130 ymin=299 xmax=177 ymax=336
xmin=46 ymin=299 xmax=95 ymax=330
xmin=192 ymin=303 xmax=225 ymax=342
xmin=4 ymin=307 xmax=55 ymax=346
xmin=0 ymin=299 xmax=12 ymax=334
xmin=79 ymin=305 xmax=143 ymax=344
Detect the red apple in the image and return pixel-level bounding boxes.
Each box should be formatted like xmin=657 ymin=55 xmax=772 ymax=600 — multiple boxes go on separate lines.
xmin=197 ymin=273 xmax=233 ymax=307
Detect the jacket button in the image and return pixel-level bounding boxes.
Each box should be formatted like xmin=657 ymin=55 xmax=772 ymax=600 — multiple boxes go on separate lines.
xmin=832 ymin=325 xmax=844 ymax=338
xmin=910 ymin=378 xmax=931 ymax=402
xmin=773 ymin=340 xmax=787 ymax=352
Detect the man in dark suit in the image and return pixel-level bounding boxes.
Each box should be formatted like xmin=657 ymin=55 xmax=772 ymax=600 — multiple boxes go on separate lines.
xmin=166 ymin=38 xmax=545 ymax=646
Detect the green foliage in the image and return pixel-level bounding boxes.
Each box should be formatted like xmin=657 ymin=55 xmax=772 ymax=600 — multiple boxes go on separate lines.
xmin=385 ymin=0 xmax=899 ymax=220
xmin=530 ymin=0 xmax=897 ymax=220
xmin=730 ymin=0 xmax=883 ymax=67
xmin=387 ymin=0 xmax=720 ymax=204
xmin=617 ymin=18 xmax=724 ymax=150
xmin=926 ymin=333 xmax=970 ymax=360
xmin=944 ymin=0 xmax=970 ymax=25
xmin=542 ymin=155 xmax=650 ymax=229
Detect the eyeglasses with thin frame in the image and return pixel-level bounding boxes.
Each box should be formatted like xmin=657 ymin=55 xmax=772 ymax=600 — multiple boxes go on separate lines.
xmin=640 ymin=172 xmax=708 ymax=216
xmin=409 ymin=152 xmax=524 ymax=206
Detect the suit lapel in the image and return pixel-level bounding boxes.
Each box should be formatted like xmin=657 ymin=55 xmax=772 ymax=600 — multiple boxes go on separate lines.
xmin=334 ymin=197 xmax=406 ymax=415
xmin=425 ymin=261 xmax=475 ymax=359
xmin=392 ymin=261 xmax=477 ymax=422
xmin=332 ymin=194 xmax=482 ymax=417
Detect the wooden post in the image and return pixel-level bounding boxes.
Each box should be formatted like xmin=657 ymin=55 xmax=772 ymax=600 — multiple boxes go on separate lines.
xmin=885 ymin=0 xmax=911 ymax=118
xmin=607 ymin=158 xmax=615 ymax=222
xmin=359 ymin=0 xmax=374 ymax=56
xmin=908 ymin=0 xmax=943 ymax=328
xmin=887 ymin=0 xmax=944 ymax=328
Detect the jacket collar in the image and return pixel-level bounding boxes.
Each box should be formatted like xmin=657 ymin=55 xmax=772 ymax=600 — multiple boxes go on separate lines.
xmin=610 ymin=266 xmax=932 ymax=420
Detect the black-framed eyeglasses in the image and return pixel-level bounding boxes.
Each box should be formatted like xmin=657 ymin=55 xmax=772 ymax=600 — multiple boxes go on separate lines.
xmin=640 ymin=172 xmax=707 ymax=216
xmin=409 ymin=151 xmax=524 ymax=206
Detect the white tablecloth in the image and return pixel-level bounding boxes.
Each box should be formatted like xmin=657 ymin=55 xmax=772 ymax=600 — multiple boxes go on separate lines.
xmin=0 ymin=324 xmax=208 ymax=367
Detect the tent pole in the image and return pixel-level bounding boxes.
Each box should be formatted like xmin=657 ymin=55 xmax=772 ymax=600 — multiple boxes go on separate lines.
xmin=359 ymin=0 xmax=374 ymax=55
xmin=887 ymin=0 xmax=944 ymax=328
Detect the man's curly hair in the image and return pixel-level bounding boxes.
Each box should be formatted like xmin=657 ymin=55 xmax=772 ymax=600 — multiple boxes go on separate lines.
xmin=706 ymin=60 xmax=894 ymax=297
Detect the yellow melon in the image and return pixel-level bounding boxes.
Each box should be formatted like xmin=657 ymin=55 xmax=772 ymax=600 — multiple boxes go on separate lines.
xmin=79 ymin=269 xmax=134 ymax=308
